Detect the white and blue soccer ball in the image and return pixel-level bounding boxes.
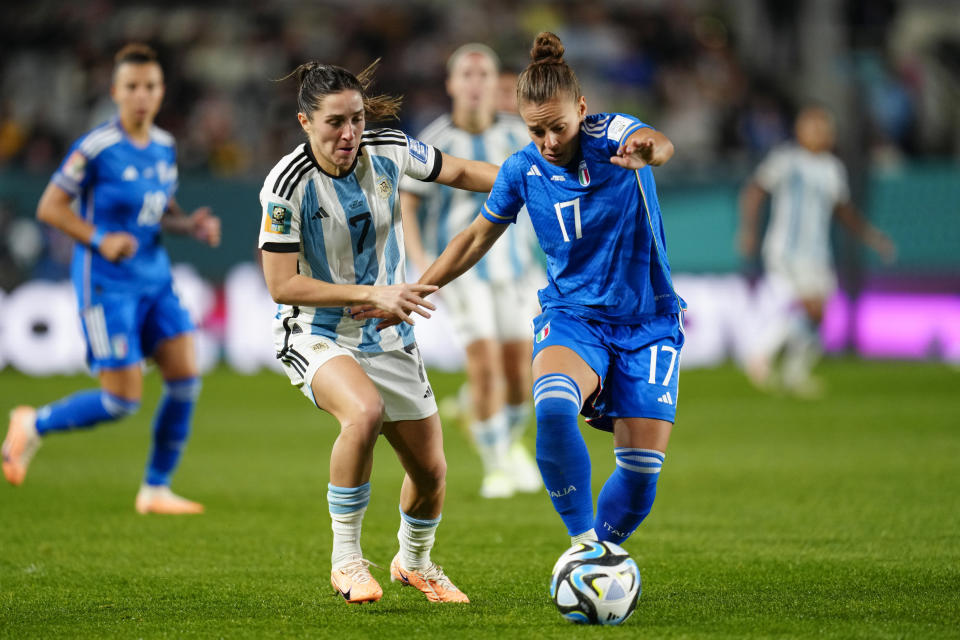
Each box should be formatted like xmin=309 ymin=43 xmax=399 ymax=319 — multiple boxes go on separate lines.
xmin=549 ymin=540 xmax=641 ymax=626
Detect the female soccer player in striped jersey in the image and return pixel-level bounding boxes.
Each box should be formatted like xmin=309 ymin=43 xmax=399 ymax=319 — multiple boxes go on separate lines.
xmin=400 ymin=44 xmax=543 ymax=500
xmin=738 ymin=105 xmax=896 ymax=397
xmin=359 ymin=32 xmax=684 ymax=549
xmin=258 ymin=61 xmax=498 ymax=604
xmin=3 ymin=44 xmax=220 ymax=515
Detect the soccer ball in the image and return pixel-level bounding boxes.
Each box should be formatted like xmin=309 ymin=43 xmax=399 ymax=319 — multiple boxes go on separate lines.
xmin=549 ymin=540 xmax=641 ymax=625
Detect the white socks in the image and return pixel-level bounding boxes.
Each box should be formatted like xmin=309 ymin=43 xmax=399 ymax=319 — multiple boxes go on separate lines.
xmin=470 ymin=412 xmax=511 ymax=474
xmin=571 ymin=528 xmax=599 ymax=546
xmin=505 ymin=403 xmax=532 ymax=443
xmin=398 ymin=509 xmax=441 ymax=570
xmin=327 ymin=483 xmax=370 ymax=570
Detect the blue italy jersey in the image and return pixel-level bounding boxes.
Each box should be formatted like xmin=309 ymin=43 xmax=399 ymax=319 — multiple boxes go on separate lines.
xmin=482 ymin=113 xmax=685 ymax=323
xmin=52 ymin=117 xmax=179 ymax=305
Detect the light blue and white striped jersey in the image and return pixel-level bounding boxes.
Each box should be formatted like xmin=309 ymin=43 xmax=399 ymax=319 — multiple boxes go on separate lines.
xmin=482 ymin=113 xmax=684 ymax=323
xmin=399 ymin=112 xmax=538 ymax=282
xmin=754 ymin=143 xmax=850 ymax=267
xmin=258 ymin=128 xmax=442 ymax=352
xmin=52 ymin=117 xmax=179 ymax=305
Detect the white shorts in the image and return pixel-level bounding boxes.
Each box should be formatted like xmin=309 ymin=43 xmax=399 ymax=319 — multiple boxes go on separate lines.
xmin=272 ymin=322 xmax=438 ymax=422
xmin=440 ymin=273 xmax=543 ymax=346
xmin=764 ymin=258 xmax=837 ymax=300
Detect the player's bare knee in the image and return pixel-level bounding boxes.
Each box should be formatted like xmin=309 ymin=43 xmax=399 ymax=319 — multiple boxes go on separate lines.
xmin=340 ymin=399 xmax=384 ymax=443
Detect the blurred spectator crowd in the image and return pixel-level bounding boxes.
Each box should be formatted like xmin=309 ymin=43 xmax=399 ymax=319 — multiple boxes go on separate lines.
xmin=1 ymin=0 xmax=959 ymax=181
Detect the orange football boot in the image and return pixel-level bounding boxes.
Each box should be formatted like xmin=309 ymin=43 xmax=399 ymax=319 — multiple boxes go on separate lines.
xmin=2 ymin=407 xmax=41 ymax=486
xmin=331 ymin=556 xmax=383 ymax=603
xmin=135 ymin=485 xmax=205 ymax=515
xmin=390 ymin=554 xmax=469 ymax=603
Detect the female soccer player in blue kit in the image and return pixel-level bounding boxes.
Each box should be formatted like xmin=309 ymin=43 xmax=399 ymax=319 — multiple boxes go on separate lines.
xmin=360 ymin=31 xmax=684 ymax=547
xmin=2 ymin=44 xmax=220 ymax=515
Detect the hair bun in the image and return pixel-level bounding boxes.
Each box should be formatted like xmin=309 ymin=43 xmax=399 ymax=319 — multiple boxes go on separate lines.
xmin=294 ymin=61 xmax=322 ymax=85
xmin=530 ymin=32 xmax=565 ymax=65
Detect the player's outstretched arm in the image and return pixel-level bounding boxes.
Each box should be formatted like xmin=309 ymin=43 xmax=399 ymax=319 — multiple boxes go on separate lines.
xmin=834 ymin=201 xmax=897 ymax=263
xmin=737 ymin=181 xmax=769 ymax=259
xmin=420 ymin=214 xmax=508 ymax=289
xmin=434 ymin=152 xmax=499 ymax=193
xmin=162 ymin=198 xmax=221 ymax=247
xmin=611 ymin=128 xmax=674 ymax=169
xmin=262 ymin=250 xmax=437 ymax=326
xmin=36 ymin=182 xmax=137 ymax=262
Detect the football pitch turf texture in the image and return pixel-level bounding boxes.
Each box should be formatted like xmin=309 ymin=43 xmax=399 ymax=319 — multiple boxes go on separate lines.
xmin=1 ymin=360 xmax=958 ymax=638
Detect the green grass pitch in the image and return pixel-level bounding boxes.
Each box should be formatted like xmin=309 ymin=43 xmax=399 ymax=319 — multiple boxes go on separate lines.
xmin=1 ymin=360 xmax=958 ymax=638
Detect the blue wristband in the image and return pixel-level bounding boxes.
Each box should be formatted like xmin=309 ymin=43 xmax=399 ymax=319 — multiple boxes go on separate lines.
xmin=90 ymin=228 xmax=106 ymax=250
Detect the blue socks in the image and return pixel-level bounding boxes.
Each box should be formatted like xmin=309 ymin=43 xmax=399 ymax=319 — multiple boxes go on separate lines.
xmin=595 ymin=448 xmax=664 ymax=543
xmin=533 ymin=373 xmax=594 ymax=537
xmin=145 ymin=377 xmax=200 ymax=487
xmin=35 ymin=390 xmax=140 ymax=434
xmin=31 ymin=378 xmax=199 ymax=489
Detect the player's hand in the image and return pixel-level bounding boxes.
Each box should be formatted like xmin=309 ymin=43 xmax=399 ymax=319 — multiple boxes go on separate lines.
xmin=349 ymin=307 xmax=404 ymax=332
xmin=189 ymin=207 xmax=221 ymax=247
xmin=376 ymin=315 xmax=404 ymax=331
xmin=611 ymin=138 xmax=656 ymax=169
xmin=350 ymin=283 xmax=438 ymax=326
xmin=98 ymin=232 xmax=138 ymax=262
xmin=348 ymin=307 xmax=414 ymax=331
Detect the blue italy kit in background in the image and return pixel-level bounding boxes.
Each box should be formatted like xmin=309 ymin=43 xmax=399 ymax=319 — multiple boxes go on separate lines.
xmin=52 ymin=117 xmax=193 ymax=370
xmin=37 ymin=117 xmax=199 ymax=489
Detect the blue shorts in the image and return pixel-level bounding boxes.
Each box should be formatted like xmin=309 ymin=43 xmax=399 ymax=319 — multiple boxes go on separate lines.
xmin=531 ymin=308 xmax=685 ymax=428
xmin=77 ymin=280 xmax=194 ymax=371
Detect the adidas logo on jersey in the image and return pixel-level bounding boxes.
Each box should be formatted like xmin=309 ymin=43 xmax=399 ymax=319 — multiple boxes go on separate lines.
xmin=526 ymin=165 xmax=542 ymax=177
xmin=550 ymin=175 xmax=566 ymax=181
xmin=657 ymin=391 xmax=674 ymax=405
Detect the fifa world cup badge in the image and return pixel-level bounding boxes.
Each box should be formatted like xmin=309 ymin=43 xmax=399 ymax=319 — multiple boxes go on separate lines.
xmin=265 ymin=203 xmax=293 ymax=234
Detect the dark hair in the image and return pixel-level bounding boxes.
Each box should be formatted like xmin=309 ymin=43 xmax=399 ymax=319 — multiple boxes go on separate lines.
xmin=284 ymin=59 xmax=402 ymax=122
xmin=114 ymin=43 xmax=159 ymax=68
xmin=516 ymin=32 xmax=581 ymax=105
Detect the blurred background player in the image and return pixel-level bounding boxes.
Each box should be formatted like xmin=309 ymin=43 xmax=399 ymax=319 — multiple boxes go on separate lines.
xmin=260 ymin=60 xmax=498 ymax=604
xmin=2 ymin=44 xmax=221 ymax=514
xmin=399 ymin=44 xmax=543 ymax=499
xmin=738 ymin=105 xmax=896 ymax=397
xmin=498 ymin=69 xmax=521 ymax=114
xmin=363 ymin=31 xmax=684 ymax=549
